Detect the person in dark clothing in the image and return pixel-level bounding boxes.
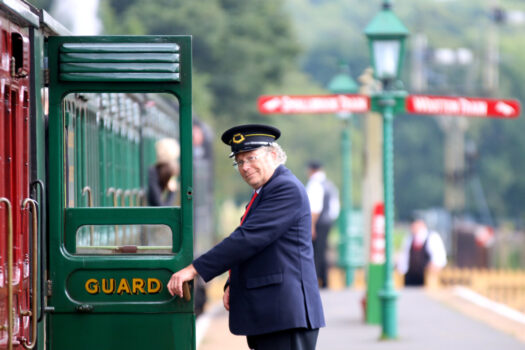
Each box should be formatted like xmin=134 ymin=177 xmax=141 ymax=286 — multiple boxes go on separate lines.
xmin=147 ymin=138 xmax=179 ymax=206
xmin=168 ymin=124 xmax=325 ymax=350
xmin=147 ymin=162 xmax=178 ymax=206
xmin=306 ymin=161 xmax=340 ymax=288
xmin=396 ymin=217 xmax=447 ymax=286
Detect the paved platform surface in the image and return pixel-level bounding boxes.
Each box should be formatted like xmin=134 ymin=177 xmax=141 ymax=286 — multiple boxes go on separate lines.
xmin=196 ymin=287 xmax=525 ymax=350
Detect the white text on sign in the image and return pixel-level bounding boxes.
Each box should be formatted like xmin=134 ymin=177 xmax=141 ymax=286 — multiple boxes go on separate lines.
xmin=258 ymin=94 xmax=370 ymax=114
xmin=406 ymin=95 xmax=521 ymax=118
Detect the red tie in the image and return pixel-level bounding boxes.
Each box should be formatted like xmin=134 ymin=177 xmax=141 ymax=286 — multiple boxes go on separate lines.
xmin=240 ymin=191 xmax=258 ymax=226
xmin=412 ymin=238 xmax=423 ymax=250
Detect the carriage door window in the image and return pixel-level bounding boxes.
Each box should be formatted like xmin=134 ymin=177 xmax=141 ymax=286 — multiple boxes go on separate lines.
xmin=11 ymin=33 xmax=24 ymax=78
xmin=61 ymin=93 xmax=181 ymax=255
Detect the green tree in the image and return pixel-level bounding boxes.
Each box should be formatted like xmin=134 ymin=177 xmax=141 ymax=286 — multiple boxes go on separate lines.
xmin=286 ymin=0 xmax=525 ymax=224
xmin=100 ymin=0 xmax=299 ymax=125
xmin=99 ymin=0 xmax=305 ymax=204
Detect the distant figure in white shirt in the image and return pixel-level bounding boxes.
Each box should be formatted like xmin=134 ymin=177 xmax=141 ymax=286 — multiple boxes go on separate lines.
xmin=306 ymin=161 xmax=340 ymax=288
xmin=397 ymin=215 xmax=447 ymax=286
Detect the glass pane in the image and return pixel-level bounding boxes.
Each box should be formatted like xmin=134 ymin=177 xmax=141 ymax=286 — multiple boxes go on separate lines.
xmin=373 ymin=40 xmax=400 ymax=80
xmin=75 ymin=224 xmax=173 ymax=255
xmin=62 ymin=93 xmax=181 ymax=209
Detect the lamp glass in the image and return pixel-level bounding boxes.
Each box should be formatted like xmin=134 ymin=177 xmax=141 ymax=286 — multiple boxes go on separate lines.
xmin=372 ymin=39 xmax=400 ymax=80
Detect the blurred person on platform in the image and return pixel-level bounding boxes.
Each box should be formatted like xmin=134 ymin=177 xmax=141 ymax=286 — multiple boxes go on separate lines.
xmin=397 ymin=215 xmax=447 ymax=286
xmin=306 ymin=161 xmax=340 ymax=289
xmin=168 ymin=124 xmax=325 ymax=350
xmin=147 ymin=138 xmax=179 ymax=206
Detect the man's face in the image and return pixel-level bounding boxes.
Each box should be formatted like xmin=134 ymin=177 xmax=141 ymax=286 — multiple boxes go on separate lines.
xmin=411 ymin=220 xmax=426 ymax=236
xmin=234 ymin=147 xmax=277 ymax=189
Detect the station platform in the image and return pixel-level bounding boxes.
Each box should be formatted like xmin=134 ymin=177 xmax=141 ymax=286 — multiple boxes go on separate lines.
xmin=196 ymin=285 xmax=525 ymax=350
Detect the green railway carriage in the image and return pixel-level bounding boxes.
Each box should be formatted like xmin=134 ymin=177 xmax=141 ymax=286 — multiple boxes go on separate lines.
xmin=0 ymin=1 xmax=196 ymax=349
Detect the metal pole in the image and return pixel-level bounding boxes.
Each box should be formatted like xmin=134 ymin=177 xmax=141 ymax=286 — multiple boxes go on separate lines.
xmin=340 ymin=116 xmax=354 ymax=285
xmin=379 ymin=93 xmax=398 ymax=339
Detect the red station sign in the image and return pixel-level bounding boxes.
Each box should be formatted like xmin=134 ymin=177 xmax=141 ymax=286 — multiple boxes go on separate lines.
xmin=258 ymin=93 xmax=521 ymax=119
xmin=257 ymin=94 xmax=370 ymax=114
xmin=406 ymin=95 xmax=521 ymax=119
xmin=370 ymin=202 xmax=385 ymax=265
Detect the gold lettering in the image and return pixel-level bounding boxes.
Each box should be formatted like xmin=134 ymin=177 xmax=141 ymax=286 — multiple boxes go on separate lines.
xmin=84 ymin=277 xmax=162 ymax=295
xmin=116 ymin=278 xmax=131 ymax=295
xmin=132 ymin=278 xmax=146 ymax=294
xmin=85 ymin=279 xmax=99 ymax=294
xmin=147 ymin=278 xmax=162 ymax=294
xmin=102 ymin=278 xmax=116 ymax=294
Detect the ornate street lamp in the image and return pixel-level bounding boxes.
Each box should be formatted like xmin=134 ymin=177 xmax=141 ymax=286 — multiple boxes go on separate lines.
xmin=364 ymin=0 xmax=409 ymax=340
xmin=327 ymin=64 xmax=358 ymax=286
xmin=365 ymin=1 xmax=409 ymax=86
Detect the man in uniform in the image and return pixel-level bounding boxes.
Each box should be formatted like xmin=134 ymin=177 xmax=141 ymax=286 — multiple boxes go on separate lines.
xmin=168 ymin=124 xmax=325 ymax=350
xmin=396 ymin=215 xmax=447 ymax=286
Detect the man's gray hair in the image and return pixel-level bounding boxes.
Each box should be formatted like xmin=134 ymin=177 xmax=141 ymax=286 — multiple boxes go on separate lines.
xmin=266 ymin=143 xmax=287 ymax=165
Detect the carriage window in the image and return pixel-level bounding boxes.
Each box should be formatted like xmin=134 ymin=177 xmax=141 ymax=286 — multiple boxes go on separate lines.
xmin=76 ymin=224 xmax=173 ymax=255
xmin=11 ymin=33 xmax=24 ymax=75
xmin=62 ymin=93 xmax=180 ymax=209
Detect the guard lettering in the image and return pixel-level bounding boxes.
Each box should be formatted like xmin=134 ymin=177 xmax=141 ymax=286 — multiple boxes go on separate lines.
xmin=85 ymin=278 xmax=99 ymax=294
xmin=84 ymin=277 xmax=163 ymax=295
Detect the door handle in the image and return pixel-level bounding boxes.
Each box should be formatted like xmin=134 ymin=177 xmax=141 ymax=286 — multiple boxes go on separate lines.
xmin=107 ymin=188 xmax=122 ymax=245
xmin=30 ymin=179 xmax=46 ymax=323
xmin=20 ymin=199 xmax=38 ymax=349
xmin=1 ymin=197 xmax=14 ymax=350
xmin=82 ymin=186 xmax=94 ymax=245
xmin=182 ymin=282 xmax=191 ymax=302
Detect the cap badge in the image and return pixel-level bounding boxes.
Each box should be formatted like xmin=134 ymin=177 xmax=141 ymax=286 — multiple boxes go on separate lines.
xmin=232 ymin=133 xmax=245 ymax=144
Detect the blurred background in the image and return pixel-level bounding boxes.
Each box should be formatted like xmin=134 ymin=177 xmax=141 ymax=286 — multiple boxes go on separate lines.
xmin=29 ymin=0 xmax=525 ymax=270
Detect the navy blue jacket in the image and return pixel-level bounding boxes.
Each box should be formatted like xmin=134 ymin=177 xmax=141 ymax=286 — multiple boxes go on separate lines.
xmin=193 ymin=165 xmax=325 ymax=335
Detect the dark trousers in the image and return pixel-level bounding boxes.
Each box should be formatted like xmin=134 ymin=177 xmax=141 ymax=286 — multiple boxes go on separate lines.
xmin=313 ymin=221 xmax=332 ymax=288
xmin=247 ymin=328 xmax=319 ymax=350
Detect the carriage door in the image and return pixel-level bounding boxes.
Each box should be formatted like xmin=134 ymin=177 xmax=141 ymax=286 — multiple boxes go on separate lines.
xmin=46 ymin=36 xmax=194 ymax=350
xmin=0 ymin=27 xmax=34 ymax=350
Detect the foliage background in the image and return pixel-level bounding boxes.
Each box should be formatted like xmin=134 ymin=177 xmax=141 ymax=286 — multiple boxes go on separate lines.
xmin=28 ymin=0 xmax=525 ymax=227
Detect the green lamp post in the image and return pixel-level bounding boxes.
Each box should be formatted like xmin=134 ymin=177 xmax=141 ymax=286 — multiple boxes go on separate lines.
xmin=364 ymin=0 xmax=409 ymax=339
xmin=327 ymin=64 xmax=358 ymax=286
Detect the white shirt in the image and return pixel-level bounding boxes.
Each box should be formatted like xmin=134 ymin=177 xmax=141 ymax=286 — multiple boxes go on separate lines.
xmin=306 ymin=171 xmax=340 ymax=220
xmin=396 ymin=228 xmax=447 ymax=275
xmin=306 ymin=171 xmax=325 ymax=215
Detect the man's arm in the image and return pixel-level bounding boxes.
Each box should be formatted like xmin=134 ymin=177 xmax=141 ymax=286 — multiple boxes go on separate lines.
xmin=395 ymin=236 xmax=412 ymax=274
xmin=193 ymin=179 xmax=304 ymax=282
xmin=167 ymin=264 xmax=198 ymax=298
xmin=147 ymin=166 xmax=163 ymax=206
xmin=306 ymin=180 xmax=323 ymax=239
xmin=426 ymin=233 xmax=447 ymax=271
